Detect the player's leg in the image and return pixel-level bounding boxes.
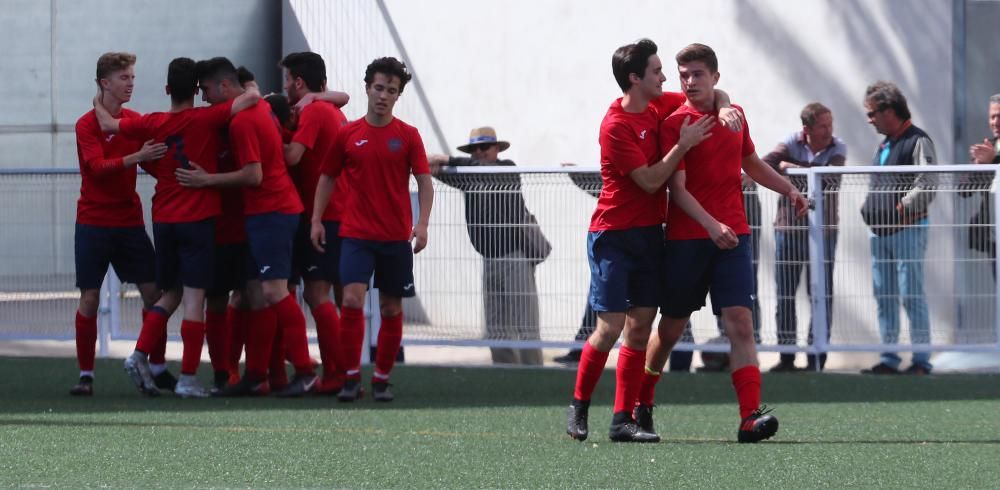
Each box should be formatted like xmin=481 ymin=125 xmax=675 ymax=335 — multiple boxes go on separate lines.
xmin=335 ymin=238 xmax=378 ymax=402
xmin=367 ymin=240 xmax=416 ymax=402
xmin=72 ymin=224 xmax=110 ymax=396
xmin=171 ymin=219 xmax=216 ymax=398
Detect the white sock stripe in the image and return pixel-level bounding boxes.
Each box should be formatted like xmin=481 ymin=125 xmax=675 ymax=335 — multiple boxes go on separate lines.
xmin=373 ymin=371 xmax=390 ymax=380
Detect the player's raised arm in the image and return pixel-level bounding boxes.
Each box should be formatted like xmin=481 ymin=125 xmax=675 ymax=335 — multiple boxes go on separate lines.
xmin=92 ymin=94 xmax=122 ymax=134
xmin=229 ymin=84 xmax=262 ymax=116
xmin=714 ymin=89 xmax=743 ymax=132
xmin=294 ymin=90 xmax=350 ymax=111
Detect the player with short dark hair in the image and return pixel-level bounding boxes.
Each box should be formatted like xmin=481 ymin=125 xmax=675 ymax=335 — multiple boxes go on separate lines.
xmin=71 ymin=52 xmax=169 ymax=396
xmin=311 ymin=56 xmax=433 ymax=402
xmin=642 ymin=43 xmax=807 ymax=443
xmin=93 ymin=56 xmax=261 ymax=398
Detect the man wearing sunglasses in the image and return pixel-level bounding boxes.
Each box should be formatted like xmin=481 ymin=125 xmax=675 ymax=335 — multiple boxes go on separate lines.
xmin=429 ymin=127 xmax=547 ymax=366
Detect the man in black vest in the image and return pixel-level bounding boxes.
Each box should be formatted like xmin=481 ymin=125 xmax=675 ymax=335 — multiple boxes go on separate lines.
xmin=860 ymin=81 xmax=937 ymax=375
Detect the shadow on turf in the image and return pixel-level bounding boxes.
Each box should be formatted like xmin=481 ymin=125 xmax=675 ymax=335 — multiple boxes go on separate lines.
xmin=3 ymin=357 xmax=1000 ymax=413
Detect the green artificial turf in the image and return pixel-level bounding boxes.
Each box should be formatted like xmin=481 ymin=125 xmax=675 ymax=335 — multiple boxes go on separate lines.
xmin=2 ymin=356 xmax=1000 ymax=488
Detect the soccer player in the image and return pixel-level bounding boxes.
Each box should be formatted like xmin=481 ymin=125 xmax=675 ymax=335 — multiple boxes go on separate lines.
xmin=93 ymin=57 xmax=260 ymax=398
xmin=641 ymin=43 xmax=808 ymax=443
xmin=71 ymin=52 xmax=169 ymax=396
xmin=281 ymin=52 xmax=351 ymax=394
xmin=565 ymin=39 xmax=715 ymax=443
xmin=175 ymin=58 xmax=321 ymax=396
xmin=311 ymin=56 xmax=433 ymax=402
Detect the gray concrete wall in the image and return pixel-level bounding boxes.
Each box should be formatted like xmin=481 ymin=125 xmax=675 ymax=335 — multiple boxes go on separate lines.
xmin=0 ymin=0 xmax=282 ymax=169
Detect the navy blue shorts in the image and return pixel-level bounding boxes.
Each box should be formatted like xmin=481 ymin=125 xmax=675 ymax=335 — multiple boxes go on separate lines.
xmin=74 ymin=224 xmax=156 ymax=289
xmin=152 ymin=219 xmax=215 ymax=290
xmin=340 ymin=238 xmax=415 ymax=297
xmin=660 ymin=234 xmax=755 ymax=317
xmin=245 ymin=212 xmax=299 ymax=281
xmin=587 ymin=225 xmax=664 ymax=312
xmin=207 ymin=241 xmax=254 ymax=297
xmin=291 ymin=217 xmax=342 ymax=284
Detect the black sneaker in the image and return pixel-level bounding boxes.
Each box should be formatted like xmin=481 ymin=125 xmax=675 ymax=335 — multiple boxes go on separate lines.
xmin=69 ymin=376 xmax=93 ymax=396
xmin=769 ymin=360 xmax=800 ymax=373
xmin=633 ymin=403 xmax=656 ymax=435
xmin=153 ymin=370 xmax=179 ymax=391
xmin=372 ymin=381 xmax=394 ymax=402
xmin=212 ymin=370 xmax=230 ymax=391
xmin=213 ymin=376 xmax=260 ymax=397
xmin=337 ymin=379 xmax=364 ymax=402
xmin=904 ymin=364 xmax=932 ymax=375
xmin=861 ymin=362 xmax=900 ymax=375
xmin=566 ymin=399 xmax=589 ymax=441
xmin=275 ymin=373 xmax=318 ymax=397
xmin=554 ymin=349 xmax=583 ymax=365
xmin=608 ymin=411 xmax=660 ymax=443
xmin=737 ymin=405 xmax=779 ymax=443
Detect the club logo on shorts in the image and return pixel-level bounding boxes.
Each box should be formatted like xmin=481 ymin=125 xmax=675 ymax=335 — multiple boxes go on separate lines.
xmin=306 ymin=265 xmax=318 ymax=272
xmin=388 ymin=138 xmax=403 ymax=152
xmin=260 ymin=265 xmax=271 ymax=274
xmin=403 ymin=283 xmax=414 ymax=291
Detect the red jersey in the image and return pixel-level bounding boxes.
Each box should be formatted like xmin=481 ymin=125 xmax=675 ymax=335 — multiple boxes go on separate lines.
xmin=119 ymin=101 xmax=233 ymax=223
xmin=660 ymin=104 xmax=755 ymax=240
xmin=229 ymin=101 xmax=303 ymax=216
xmin=291 ymin=101 xmax=348 ymax=222
xmin=214 ymin=133 xmax=246 ymax=244
xmin=325 ymin=117 xmax=430 ymax=241
xmin=74 ymin=109 xmax=145 ymax=227
xmin=589 ymin=98 xmax=666 ymax=231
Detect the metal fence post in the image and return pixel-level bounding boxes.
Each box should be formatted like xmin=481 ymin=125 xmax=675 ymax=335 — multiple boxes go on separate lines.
xmin=993 ymin=168 xmax=1000 ymax=348
xmin=806 ymin=170 xmax=828 ymax=371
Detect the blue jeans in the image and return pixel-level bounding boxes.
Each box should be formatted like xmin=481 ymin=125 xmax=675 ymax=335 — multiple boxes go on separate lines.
xmin=775 ymin=229 xmax=837 ymax=365
xmin=869 ymin=225 xmax=931 ymax=369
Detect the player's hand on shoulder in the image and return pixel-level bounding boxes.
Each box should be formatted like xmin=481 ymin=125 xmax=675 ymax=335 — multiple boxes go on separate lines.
xmin=411 ymin=223 xmax=429 ymax=254
xmin=718 ymin=107 xmax=743 ymax=132
xmin=138 ymin=139 xmax=168 ymax=163
xmin=677 ymin=115 xmax=714 ymax=151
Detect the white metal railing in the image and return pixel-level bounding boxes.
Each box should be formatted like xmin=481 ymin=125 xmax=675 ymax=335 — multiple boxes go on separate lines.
xmin=1 ymin=166 xmax=998 ymax=359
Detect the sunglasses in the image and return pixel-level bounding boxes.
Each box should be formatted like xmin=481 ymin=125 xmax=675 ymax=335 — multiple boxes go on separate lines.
xmin=866 ymin=107 xmax=886 ymax=119
xmin=469 ymin=143 xmax=497 ymax=152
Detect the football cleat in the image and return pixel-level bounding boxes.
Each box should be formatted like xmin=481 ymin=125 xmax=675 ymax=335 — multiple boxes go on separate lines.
xmin=737 ymin=405 xmax=779 ymax=443
xmin=212 ymin=370 xmax=230 ymax=391
xmin=174 ymin=374 xmax=210 ymax=399
xmin=275 ymin=373 xmax=318 ymax=398
xmin=69 ymin=376 xmax=94 ymax=397
xmin=633 ymin=403 xmax=656 ymax=435
xmin=608 ymin=411 xmax=660 ymax=443
xmin=372 ymin=381 xmax=394 ymax=402
xmin=336 ymin=379 xmax=364 ymax=402
xmin=153 ymin=370 xmax=179 ymax=391
xmin=123 ymin=351 xmax=160 ymax=397
xmin=566 ymin=399 xmax=590 ymax=441
xmin=213 ymin=376 xmax=260 ymax=397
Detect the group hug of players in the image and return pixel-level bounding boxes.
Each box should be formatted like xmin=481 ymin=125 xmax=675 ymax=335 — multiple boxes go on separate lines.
xmin=71 ymin=50 xmax=433 ymax=401
xmin=565 ymin=39 xmax=809 ymax=444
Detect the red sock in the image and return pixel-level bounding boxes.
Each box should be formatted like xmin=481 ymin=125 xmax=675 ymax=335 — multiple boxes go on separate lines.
xmin=573 ymin=342 xmax=610 ymax=401
xmin=205 ymin=310 xmax=229 ymax=372
xmin=268 ymin=324 xmax=288 ymax=388
xmin=244 ymin=308 xmax=277 ymax=381
xmin=731 ymin=365 xmax=762 ymax=419
xmin=136 ymin=307 xmax=169 ymax=356
xmin=340 ymin=306 xmax=366 ymax=379
xmin=613 ymin=345 xmax=646 ymax=413
xmin=638 ymin=369 xmax=662 ymax=407
xmin=226 ymin=306 xmax=248 ymax=376
xmin=179 ymin=320 xmax=206 ymax=376
xmin=311 ymin=301 xmax=341 ymax=380
xmin=373 ymin=313 xmax=403 ymax=382
xmin=274 ymin=295 xmax=313 ymax=376
xmin=75 ymin=311 xmax=97 ymax=372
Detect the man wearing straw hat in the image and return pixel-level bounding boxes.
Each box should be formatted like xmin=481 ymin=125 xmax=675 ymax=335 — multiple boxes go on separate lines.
xmin=429 ymin=127 xmax=548 ymax=366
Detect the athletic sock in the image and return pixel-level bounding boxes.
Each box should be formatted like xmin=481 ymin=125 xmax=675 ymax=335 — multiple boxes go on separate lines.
xmin=205 ymin=310 xmax=229 ymax=372
xmin=311 ymin=301 xmax=341 ymax=380
xmin=340 ymin=306 xmax=366 ymax=378
xmin=244 ymin=308 xmax=277 ymax=381
xmin=274 ymin=295 xmax=313 ymax=376
xmin=613 ymin=345 xmax=646 ymax=413
xmin=136 ymin=306 xmax=169 ymax=357
xmin=731 ymin=365 xmax=762 ymax=420
xmin=637 ymin=367 xmax=662 ymax=407
xmin=179 ymin=320 xmax=206 ymax=376
xmin=573 ymin=342 xmax=610 ymax=402
xmin=268 ymin=319 xmax=287 ymax=387
xmin=226 ymin=306 xmax=249 ymax=376
xmin=373 ymin=313 xmax=403 ymax=382
xmin=75 ymin=311 xmax=98 ymax=372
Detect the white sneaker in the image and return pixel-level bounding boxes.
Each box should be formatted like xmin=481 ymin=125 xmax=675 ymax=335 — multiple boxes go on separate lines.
xmin=123 ymin=351 xmax=159 ymax=397
xmin=174 ymin=375 xmax=210 ymax=398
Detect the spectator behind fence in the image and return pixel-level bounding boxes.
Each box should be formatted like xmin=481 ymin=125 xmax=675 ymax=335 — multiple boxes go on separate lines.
xmin=762 ymin=102 xmax=846 ymax=372
xmin=429 ymin=127 xmax=549 ymax=366
xmin=860 ymin=81 xmax=937 ymax=376
xmin=965 ymin=94 xmax=1000 ymax=271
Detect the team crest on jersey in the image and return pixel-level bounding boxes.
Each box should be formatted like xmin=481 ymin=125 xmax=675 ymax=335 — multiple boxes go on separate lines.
xmin=388 ymin=137 xmax=403 ymax=152
xmin=105 ymin=134 xmax=115 ymax=143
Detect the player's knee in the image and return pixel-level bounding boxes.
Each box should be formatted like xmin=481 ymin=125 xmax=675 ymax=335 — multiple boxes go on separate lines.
xmin=78 ymin=290 xmax=100 ymax=317
xmin=723 ymin=310 xmax=755 ymax=344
